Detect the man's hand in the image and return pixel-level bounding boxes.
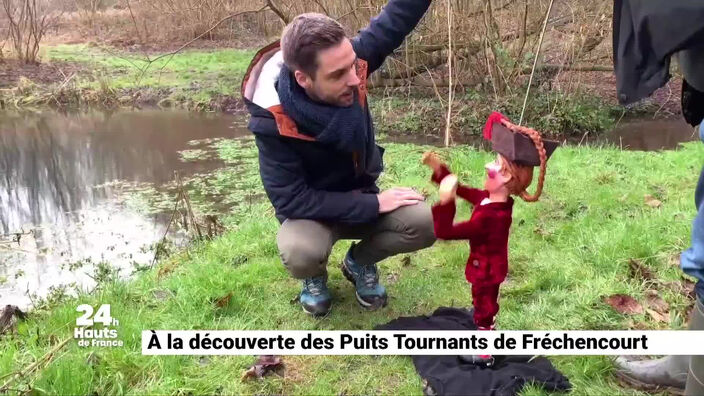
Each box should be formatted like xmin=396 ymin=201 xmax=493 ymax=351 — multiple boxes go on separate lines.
xmin=438 ymin=174 xmax=458 ymax=204
xmin=422 ymin=151 xmax=443 ymax=172
xmin=377 ymin=187 xmax=425 ymax=213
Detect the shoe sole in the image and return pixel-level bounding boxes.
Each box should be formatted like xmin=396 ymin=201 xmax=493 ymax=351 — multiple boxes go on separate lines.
xmin=340 ymin=261 xmax=388 ymax=311
xmin=301 ymin=303 xmax=331 ymax=318
xmin=614 ymin=370 xmax=685 ymax=395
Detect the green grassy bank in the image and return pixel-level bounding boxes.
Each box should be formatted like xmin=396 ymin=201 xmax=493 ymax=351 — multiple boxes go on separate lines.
xmin=0 ymin=44 xmax=629 ymax=139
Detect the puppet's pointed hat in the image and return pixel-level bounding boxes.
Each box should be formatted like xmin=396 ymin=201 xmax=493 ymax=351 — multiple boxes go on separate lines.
xmin=483 ymin=112 xmax=559 ymax=167
xmin=482 ymin=112 xmax=560 ymax=202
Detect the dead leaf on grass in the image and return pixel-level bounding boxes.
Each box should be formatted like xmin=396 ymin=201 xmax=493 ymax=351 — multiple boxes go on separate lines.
xmin=646 ymin=308 xmax=670 ymax=323
xmin=213 ymin=292 xmax=233 ymax=308
xmin=644 ymin=194 xmax=662 ymax=208
xmin=604 ymin=294 xmax=643 ymax=315
xmin=628 ymin=259 xmax=656 ymax=281
xmin=645 ymin=290 xmax=670 ymax=314
xmin=241 ymin=355 xmax=284 ymax=380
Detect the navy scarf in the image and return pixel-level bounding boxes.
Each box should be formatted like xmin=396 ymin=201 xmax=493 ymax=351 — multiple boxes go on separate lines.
xmin=277 ymin=65 xmax=369 ymax=158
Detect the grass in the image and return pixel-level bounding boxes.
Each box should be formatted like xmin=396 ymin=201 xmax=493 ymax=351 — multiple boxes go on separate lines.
xmin=46 ymin=44 xmax=254 ymax=96
xmin=1 ymin=135 xmax=702 ymax=395
xmin=1 ymin=44 xmax=256 ymax=110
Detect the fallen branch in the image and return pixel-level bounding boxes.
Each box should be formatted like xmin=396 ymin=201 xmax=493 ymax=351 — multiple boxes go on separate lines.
xmin=530 ymin=63 xmax=613 ymax=73
xmin=175 ymin=172 xmax=202 ymax=241
xmin=0 ymin=337 xmax=71 ymax=392
xmin=150 ymin=172 xmax=182 ymax=268
xmin=369 ymin=78 xmax=474 ymax=88
xmin=404 ymin=14 xmax=570 ymax=56
xmin=370 ymin=63 xmax=612 ymax=88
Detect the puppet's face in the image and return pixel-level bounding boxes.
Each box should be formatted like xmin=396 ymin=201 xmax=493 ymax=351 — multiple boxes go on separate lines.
xmin=484 ymin=155 xmax=511 ymax=193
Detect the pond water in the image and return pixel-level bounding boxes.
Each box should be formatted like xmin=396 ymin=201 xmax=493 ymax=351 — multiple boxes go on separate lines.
xmin=0 ymin=109 xmax=248 ymax=310
xmin=599 ymin=117 xmax=699 ymax=150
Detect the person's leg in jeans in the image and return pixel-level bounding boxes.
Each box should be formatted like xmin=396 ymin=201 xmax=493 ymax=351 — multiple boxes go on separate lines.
xmin=277 ymin=219 xmax=336 ymax=316
xmin=679 ymin=47 xmax=704 ymax=396
xmin=337 ymin=202 xmax=436 ymax=309
xmin=615 ymin=124 xmax=704 ymax=393
xmin=681 ymin=126 xmax=704 ymax=301
xmin=681 ymin=128 xmax=704 ymax=395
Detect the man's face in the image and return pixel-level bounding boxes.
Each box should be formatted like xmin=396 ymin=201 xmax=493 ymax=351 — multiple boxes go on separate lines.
xmin=294 ymin=38 xmax=360 ymax=107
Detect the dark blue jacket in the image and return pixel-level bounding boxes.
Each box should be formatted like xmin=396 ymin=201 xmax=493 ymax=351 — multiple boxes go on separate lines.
xmin=241 ymin=0 xmax=432 ymax=224
xmin=612 ymin=0 xmax=704 ymax=105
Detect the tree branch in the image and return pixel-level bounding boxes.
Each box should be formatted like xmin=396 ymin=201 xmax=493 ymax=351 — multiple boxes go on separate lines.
xmin=310 ymin=0 xmax=330 ymax=17
xmin=266 ymin=0 xmax=289 ymax=24
xmin=380 ymin=14 xmax=573 ymax=81
xmin=137 ymin=6 xmax=269 ymax=80
xmin=465 ymin=0 xmax=517 ymax=18
xmin=370 ymin=63 xmax=613 ymax=89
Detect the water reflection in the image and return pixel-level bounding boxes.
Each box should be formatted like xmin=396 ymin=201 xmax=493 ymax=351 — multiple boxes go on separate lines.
xmin=0 ymin=109 xmax=247 ymax=309
xmin=590 ymin=118 xmax=698 ymax=150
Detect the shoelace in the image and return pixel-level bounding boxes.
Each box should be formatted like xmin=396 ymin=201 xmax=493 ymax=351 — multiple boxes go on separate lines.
xmin=359 ymin=265 xmax=378 ymax=288
xmin=305 ymin=278 xmax=324 ymax=295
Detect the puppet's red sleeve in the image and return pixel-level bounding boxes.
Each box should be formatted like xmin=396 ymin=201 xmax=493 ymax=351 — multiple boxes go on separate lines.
xmin=431 ymin=200 xmax=483 ymax=240
xmin=430 ymin=163 xmax=487 ymax=206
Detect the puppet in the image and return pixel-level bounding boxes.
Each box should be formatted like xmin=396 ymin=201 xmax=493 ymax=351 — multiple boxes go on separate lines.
xmin=423 ymin=112 xmax=558 ymax=367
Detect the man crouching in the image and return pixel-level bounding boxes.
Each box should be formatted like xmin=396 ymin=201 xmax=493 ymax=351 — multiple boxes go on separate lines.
xmin=241 ymin=1 xmax=437 ymax=316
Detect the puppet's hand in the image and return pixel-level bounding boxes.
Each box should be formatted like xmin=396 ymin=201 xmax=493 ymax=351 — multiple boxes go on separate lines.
xmin=438 ymin=174 xmax=458 ymax=204
xmin=422 ymin=151 xmax=443 ymax=172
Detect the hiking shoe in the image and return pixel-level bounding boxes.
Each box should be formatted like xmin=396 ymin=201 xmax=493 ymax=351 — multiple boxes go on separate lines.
xmin=300 ymin=275 xmax=331 ymax=317
xmin=340 ymin=243 xmax=387 ymax=310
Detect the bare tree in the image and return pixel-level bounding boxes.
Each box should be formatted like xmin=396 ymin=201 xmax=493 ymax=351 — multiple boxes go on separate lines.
xmin=0 ymin=36 xmax=6 ymax=63
xmin=74 ymin=0 xmax=104 ymax=29
xmin=2 ymin=0 xmax=60 ymax=64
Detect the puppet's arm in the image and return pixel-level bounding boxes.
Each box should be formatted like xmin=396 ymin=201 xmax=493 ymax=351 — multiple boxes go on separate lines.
xmin=422 ymin=152 xmax=486 ymax=205
xmin=430 ymin=175 xmax=483 ymax=240
xmin=431 ymin=199 xmax=483 ymax=240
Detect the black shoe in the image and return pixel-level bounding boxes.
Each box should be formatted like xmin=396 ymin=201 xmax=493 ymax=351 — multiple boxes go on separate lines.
xmin=682 ymin=78 xmax=704 ymax=127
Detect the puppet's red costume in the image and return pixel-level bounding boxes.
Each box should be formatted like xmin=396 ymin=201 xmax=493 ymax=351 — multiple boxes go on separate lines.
xmin=429 ymin=164 xmax=512 ymax=329
xmin=426 ymin=112 xmax=559 ymax=333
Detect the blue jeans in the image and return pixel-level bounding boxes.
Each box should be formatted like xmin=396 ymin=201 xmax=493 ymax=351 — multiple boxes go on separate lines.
xmin=680 ymin=124 xmax=704 ymax=303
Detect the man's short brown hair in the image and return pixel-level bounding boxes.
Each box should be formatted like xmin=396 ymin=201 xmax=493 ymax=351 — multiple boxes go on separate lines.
xmin=280 ymin=13 xmax=347 ymax=77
